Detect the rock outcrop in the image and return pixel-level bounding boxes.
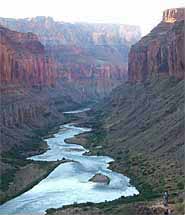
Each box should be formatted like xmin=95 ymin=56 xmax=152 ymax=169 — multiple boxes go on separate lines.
xmin=163 ymin=8 xmax=185 ymax=23
xmin=89 ymin=173 xmax=110 ymax=184
xmin=128 ymin=8 xmax=185 ymax=82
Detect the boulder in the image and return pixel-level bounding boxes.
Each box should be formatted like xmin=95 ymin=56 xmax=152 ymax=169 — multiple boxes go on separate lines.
xmin=89 ymin=173 xmax=110 ymax=184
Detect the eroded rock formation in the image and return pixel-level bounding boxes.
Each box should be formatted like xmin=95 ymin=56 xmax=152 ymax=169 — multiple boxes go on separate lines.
xmin=128 ymin=8 xmax=185 ymax=82
xmin=0 ymin=26 xmax=57 ymax=87
xmin=0 ymin=26 xmax=80 ymax=153
xmin=163 ymin=8 xmax=185 ymax=23
xmin=0 ymin=17 xmax=141 ymax=97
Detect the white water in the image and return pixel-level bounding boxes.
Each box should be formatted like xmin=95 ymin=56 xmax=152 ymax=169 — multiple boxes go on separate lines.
xmin=0 ymin=109 xmax=138 ymax=215
xmin=63 ymin=108 xmax=91 ymax=114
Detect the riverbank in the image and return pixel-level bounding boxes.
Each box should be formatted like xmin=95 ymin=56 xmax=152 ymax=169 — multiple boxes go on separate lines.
xmin=0 ymin=160 xmax=66 ymax=204
xmin=46 ymin=123 xmax=184 ymax=215
xmin=47 ymin=77 xmax=185 ymax=215
xmin=0 ymin=114 xmax=139 ymax=214
xmin=0 ymin=110 xmax=82 ymax=205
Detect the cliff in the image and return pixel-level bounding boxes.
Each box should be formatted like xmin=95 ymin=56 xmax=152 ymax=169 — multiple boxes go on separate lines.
xmin=58 ymin=63 xmax=127 ymax=98
xmin=128 ymin=8 xmax=185 ymax=82
xmin=0 ymin=17 xmax=141 ymax=97
xmin=0 ymin=26 xmax=81 ymax=153
xmin=0 ymin=17 xmax=140 ymax=47
xmin=163 ymin=8 xmax=185 ymax=23
xmin=0 ymin=26 xmax=57 ymax=88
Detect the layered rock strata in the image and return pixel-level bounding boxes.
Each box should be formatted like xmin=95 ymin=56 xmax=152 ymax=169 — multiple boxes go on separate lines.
xmin=128 ymin=8 xmax=185 ymax=82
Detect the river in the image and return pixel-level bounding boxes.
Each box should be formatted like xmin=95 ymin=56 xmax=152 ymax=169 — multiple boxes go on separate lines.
xmin=0 ymin=108 xmax=138 ymax=215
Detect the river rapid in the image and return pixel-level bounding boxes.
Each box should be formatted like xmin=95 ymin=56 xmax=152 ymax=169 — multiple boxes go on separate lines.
xmin=0 ymin=108 xmax=138 ymax=215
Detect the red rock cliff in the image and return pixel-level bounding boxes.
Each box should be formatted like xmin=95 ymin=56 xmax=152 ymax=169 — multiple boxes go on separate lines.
xmin=0 ymin=17 xmax=141 ymax=98
xmin=163 ymin=8 xmax=185 ymax=23
xmin=58 ymin=63 xmax=127 ymax=98
xmin=0 ymin=26 xmax=57 ymax=88
xmin=128 ymin=8 xmax=185 ymax=82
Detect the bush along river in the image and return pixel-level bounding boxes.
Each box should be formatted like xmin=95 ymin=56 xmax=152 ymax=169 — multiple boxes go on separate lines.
xmin=0 ymin=108 xmax=139 ymax=215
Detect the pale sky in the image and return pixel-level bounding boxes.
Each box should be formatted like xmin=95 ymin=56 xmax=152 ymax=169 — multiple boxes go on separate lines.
xmin=0 ymin=0 xmax=184 ymax=35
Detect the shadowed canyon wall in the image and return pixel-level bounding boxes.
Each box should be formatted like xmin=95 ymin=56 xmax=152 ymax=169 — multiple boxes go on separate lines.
xmin=87 ymin=8 xmax=185 ymax=203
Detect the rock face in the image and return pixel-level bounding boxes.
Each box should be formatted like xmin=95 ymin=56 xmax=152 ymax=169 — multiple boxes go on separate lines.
xmin=89 ymin=173 xmax=110 ymax=184
xmin=0 ymin=17 xmax=141 ymax=97
xmin=128 ymin=8 xmax=185 ymax=82
xmin=0 ymin=26 xmax=81 ymax=154
xmin=0 ymin=26 xmax=58 ymax=87
xmin=163 ymin=8 xmax=185 ymax=23
xmin=58 ymin=63 xmax=126 ymax=98
xmin=0 ymin=17 xmax=140 ymax=47
xmin=0 ymin=22 xmax=138 ymax=153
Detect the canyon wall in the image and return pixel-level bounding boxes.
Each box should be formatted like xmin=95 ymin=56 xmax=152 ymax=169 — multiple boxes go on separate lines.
xmin=0 ymin=17 xmax=141 ymax=97
xmin=128 ymin=8 xmax=185 ymax=82
xmin=88 ymin=9 xmax=185 ymax=200
xmin=0 ymin=26 xmax=57 ymax=87
xmin=0 ymin=19 xmax=141 ymax=152
xmin=0 ymin=26 xmax=80 ymax=153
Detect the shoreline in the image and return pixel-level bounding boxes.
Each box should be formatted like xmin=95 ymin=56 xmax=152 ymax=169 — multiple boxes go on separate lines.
xmin=0 ymin=112 xmax=80 ymax=205
xmin=45 ymin=113 xmax=182 ymax=215
xmin=0 ymin=160 xmax=65 ymax=205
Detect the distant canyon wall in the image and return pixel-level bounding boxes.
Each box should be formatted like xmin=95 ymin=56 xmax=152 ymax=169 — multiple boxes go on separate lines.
xmin=0 ymin=17 xmax=141 ymax=97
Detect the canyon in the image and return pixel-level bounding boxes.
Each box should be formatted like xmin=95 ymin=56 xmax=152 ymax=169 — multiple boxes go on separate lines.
xmin=0 ymin=17 xmax=141 ymax=98
xmin=0 ymin=7 xmax=184 ymax=215
xmin=45 ymin=8 xmax=185 ymax=215
xmin=0 ymin=18 xmax=141 ymax=153
xmin=0 ymin=18 xmax=140 ymax=205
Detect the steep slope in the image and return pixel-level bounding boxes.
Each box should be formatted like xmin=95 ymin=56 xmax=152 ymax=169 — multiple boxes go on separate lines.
xmin=128 ymin=8 xmax=185 ymax=82
xmin=0 ymin=25 xmax=87 ymax=153
xmin=94 ymin=77 xmax=184 ymax=192
xmin=45 ymin=77 xmax=185 ymax=215
xmin=0 ymin=17 xmax=141 ymax=98
xmin=92 ymin=7 xmax=185 ymax=196
xmin=49 ymin=8 xmax=185 ymax=215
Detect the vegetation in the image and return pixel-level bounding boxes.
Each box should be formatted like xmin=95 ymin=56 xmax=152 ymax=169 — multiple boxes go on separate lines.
xmin=47 ymin=76 xmax=184 ymax=215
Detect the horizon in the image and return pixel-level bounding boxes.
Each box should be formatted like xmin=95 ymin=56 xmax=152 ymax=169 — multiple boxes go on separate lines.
xmin=0 ymin=0 xmax=184 ymax=35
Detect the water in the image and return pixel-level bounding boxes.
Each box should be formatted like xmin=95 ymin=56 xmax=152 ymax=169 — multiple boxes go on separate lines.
xmin=63 ymin=108 xmax=91 ymax=114
xmin=0 ymin=110 xmax=139 ymax=215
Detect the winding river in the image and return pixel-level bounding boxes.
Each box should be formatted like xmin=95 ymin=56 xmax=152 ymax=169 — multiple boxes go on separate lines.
xmin=0 ymin=108 xmax=138 ymax=215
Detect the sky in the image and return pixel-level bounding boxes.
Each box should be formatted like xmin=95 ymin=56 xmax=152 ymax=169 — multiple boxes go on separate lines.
xmin=0 ymin=0 xmax=184 ymax=35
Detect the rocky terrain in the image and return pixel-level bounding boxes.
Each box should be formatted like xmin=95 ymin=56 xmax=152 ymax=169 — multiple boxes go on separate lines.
xmin=46 ymin=8 xmax=185 ymax=215
xmin=0 ymin=17 xmax=141 ymax=98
